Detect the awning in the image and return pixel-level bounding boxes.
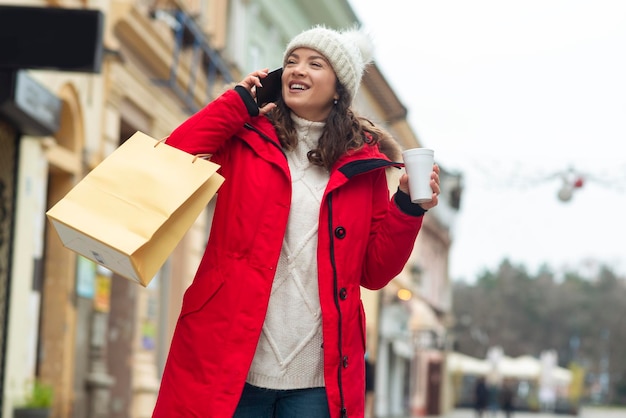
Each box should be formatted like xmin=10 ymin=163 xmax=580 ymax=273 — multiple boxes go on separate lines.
xmin=447 ymin=352 xmax=573 ymax=383
xmin=409 ymin=297 xmax=444 ymax=332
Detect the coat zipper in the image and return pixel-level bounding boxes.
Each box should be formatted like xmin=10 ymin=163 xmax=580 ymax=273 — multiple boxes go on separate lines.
xmin=327 ymin=194 xmax=348 ymax=418
xmin=247 ymin=120 xmax=351 ymax=416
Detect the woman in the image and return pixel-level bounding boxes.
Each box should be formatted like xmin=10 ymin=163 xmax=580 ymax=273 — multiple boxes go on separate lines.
xmin=153 ymin=26 xmax=440 ymax=418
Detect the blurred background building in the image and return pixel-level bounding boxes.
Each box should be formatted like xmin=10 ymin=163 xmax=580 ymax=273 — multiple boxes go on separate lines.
xmin=0 ymin=0 xmax=461 ymax=417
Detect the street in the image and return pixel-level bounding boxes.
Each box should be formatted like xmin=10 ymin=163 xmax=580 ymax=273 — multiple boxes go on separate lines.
xmin=410 ymin=407 xmax=626 ymax=418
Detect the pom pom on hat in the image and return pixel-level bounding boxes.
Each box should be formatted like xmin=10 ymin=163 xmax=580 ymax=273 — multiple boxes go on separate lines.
xmin=283 ymin=25 xmax=374 ymax=102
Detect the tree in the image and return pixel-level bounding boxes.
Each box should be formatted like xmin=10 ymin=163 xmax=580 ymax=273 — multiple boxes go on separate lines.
xmin=452 ymin=260 xmax=626 ymax=405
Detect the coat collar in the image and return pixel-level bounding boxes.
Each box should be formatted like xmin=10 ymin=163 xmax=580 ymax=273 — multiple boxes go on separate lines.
xmin=333 ymin=138 xmax=402 ymax=178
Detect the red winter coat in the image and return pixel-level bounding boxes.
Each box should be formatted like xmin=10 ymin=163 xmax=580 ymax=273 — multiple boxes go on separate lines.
xmin=153 ymin=89 xmax=425 ymax=418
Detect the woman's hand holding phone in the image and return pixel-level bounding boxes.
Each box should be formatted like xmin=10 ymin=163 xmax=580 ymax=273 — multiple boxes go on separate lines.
xmin=237 ymin=68 xmax=282 ymax=114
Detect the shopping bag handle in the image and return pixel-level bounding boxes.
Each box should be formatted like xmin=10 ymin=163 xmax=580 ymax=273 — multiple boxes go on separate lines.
xmin=192 ymin=154 xmax=213 ymax=163
xmin=155 ymin=136 xmax=212 ymax=163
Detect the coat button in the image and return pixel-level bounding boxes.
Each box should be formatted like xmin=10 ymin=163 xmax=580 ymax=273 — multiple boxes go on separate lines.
xmin=334 ymin=226 xmax=346 ymax=239
xmin=339 ymin=288 xmax=347 ymax=300
xmin=342 ymin=355 xmax=349 ymax=368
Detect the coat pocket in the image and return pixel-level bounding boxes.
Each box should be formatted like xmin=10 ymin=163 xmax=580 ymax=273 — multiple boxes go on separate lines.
xmin=180 ymin=275 xmax=225 ymax=317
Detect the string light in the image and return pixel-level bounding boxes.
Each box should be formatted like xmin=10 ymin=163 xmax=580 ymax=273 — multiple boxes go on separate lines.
xmin=473 ymin=161 xmax=626 ymax=204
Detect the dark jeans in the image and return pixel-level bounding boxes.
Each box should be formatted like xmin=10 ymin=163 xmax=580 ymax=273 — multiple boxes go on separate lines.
xmin=233 ymin=383 xmax=331 ymax=418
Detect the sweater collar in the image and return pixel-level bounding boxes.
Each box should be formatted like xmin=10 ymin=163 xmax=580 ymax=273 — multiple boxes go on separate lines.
xmin=290 ymin=113 xmax=325 ymax=150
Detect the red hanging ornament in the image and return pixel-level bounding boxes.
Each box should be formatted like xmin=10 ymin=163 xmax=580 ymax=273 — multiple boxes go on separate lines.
xmin=573 ymin=177 xmax=584 ymax=188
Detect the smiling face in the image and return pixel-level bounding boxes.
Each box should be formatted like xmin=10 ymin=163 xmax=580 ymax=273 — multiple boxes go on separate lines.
xmin=281 ymin=47 xmax=339 ymax=122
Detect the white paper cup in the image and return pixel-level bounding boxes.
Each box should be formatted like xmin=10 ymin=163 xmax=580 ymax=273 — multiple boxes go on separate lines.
xmin=402 ymin=148 xmax=434 ymax=204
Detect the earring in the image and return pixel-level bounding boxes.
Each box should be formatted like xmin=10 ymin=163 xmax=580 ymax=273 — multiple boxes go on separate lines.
xmin=333 ymin=98 xmax=338 ymax=105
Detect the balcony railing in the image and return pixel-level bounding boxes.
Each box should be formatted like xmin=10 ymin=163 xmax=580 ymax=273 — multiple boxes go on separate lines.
xmin=152 ymin=9 xmax=233 ymax=113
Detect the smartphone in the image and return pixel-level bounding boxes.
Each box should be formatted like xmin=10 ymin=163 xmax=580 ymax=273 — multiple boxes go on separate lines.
xmin=256 ymin=68 xmax=283 ymax=106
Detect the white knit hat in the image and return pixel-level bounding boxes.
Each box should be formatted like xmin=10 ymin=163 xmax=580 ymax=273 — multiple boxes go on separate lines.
xmin=283 ymin=25 xmax=374 ymax=102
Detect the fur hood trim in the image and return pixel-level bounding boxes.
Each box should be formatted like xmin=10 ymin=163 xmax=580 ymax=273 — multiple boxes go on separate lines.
xmin=377 ymin=130 xmax=403 ymax=163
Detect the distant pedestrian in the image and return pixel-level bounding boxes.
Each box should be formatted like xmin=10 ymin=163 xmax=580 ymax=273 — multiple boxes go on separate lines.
xmin=500 ymin=380 xmax=515 ymax=418
xmin=487 ymin=384 xmax=499 ymax=417
xmin=474 ymin=377 xmax=488 ymax=418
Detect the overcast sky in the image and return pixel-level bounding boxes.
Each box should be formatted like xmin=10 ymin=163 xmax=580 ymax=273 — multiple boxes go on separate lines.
xmin=348 ymin=0 xmax=626 ymax=281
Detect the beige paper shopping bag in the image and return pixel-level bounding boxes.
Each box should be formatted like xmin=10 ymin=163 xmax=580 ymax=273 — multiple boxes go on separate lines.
xmin=46 ymin=131 xmax=224 ymax=287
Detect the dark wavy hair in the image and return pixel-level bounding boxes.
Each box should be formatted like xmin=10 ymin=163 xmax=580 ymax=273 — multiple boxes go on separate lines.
xmin=267 ymin=82 xmax=387 ymax=171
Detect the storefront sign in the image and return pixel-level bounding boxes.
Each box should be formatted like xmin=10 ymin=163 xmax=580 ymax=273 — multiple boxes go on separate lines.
xmin=76 ymin=256 xmax=96 ymax=299
xmin=0 ymin=5 xmax=104 ymax=73
xmin=0 ymin=70 xmax=61 ymax=136
xmin=94 ymin=267 xmax=112 ymax=313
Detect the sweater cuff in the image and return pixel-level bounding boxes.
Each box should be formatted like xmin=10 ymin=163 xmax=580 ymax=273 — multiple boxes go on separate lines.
xmin=234 ymin=85 xmax=260 ymax=117
xmin=394 ymin=187 xmax=427 ymax=217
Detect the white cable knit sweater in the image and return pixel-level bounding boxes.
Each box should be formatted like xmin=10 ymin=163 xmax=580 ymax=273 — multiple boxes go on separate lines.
xmin=247 ymin=114 xmax=329 ymax=389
